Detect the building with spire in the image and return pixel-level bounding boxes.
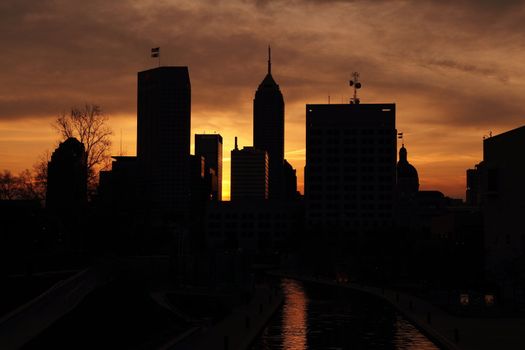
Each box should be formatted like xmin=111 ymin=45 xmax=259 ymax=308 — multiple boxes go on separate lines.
xmin=253 ymin=47 xmax=285 ymax=199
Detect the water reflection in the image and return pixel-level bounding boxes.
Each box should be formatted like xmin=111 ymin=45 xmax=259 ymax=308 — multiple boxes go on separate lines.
xmin=393 ymin=316 xmax=439 ymax=350
xmin=282 ymin=279 xmax=308 ymax=350
xmin=253 ymin=279 xmax=440 ymax=350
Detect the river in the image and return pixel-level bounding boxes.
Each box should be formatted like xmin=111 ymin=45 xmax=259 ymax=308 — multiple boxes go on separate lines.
xmin=252 ymin=278 xmax=440 ymax=350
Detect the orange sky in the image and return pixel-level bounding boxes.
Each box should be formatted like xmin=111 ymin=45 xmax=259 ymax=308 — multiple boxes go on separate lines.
xmin=2 ymin=0 xmax=525 ymax=200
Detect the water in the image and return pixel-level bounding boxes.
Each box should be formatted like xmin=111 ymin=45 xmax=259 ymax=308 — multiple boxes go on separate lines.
xmin=252 ymin=279 xmax=439 ymax=350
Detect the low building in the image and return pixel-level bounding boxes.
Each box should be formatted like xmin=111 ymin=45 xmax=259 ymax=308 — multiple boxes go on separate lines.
xmin=205 ymin=200 xmax=303 ymax=255
xmin=231 ymin=144 xmax=269 ymax=202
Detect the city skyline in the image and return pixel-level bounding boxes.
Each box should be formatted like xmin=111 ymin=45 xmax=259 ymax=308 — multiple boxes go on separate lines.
xmin=2 ymin=0 xmax=525 ymax=199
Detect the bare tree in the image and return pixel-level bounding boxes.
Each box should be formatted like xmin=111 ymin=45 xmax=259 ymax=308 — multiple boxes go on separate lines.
xmin=0 ymin=170 xmax=18 ymax=200
xmin=54 ymin=104 xmax=113 ymax=187
xmin=31 ymin=151 xmax=50 ymax=201
xmin=0 ymin=169 xmax=44 ymax=201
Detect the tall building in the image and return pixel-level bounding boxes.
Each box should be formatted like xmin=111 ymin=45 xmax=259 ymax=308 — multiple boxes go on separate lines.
xmin=231 ymin=142 xmax=269 ymax=201
xmin=253 ymin=47 xmax=284 ymax=199
xmin=46 ymin=137 xmax=87 ymax=212
xmin=195 ymin=134 xmax=223 ymax=201
xmin=137 ymin=66 xmax=191 ymax=215
xmin=305 ymin=103 xmax=397 ymax=234
xmin=474 ymin=125 xmax=525 ymax=298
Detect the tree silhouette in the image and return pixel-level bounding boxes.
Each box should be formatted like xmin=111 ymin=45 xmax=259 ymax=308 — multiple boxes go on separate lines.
xmin=0 ymin=169 xmax=44 ymax=201
xmin=0 ymin=170 xmax=18 ymax=200
xmin=54 ymin=104 xmax=113 ymax=188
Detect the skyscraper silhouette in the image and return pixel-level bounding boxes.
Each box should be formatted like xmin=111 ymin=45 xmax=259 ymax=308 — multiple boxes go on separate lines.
xmin=253 ymin=47 xmax=284 ymax=199
xmin=231 ymin=142 xmax=269 ymax=201
xmin=305 ymin=103 xmax=396 ymax=233
xmin=137 ymin=67 xmax=191 ymax=216
xmin=195 ymin=134 xmax=223 ymax=201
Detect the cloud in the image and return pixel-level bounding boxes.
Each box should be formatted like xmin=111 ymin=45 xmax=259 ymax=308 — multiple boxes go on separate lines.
xmin=2 ymin=0 xmax=525 ymax=198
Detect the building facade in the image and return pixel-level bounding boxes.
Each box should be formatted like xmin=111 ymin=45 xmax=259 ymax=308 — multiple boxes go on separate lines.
xmin=476 ymin=126 xmax=525 ymax=298
xmin=305 ymin=103 xmax=397 ymax=234
xmin=195 ymin=134 xmax=223 ymax=201
xmin=137 ymin=66 xmax=191 ymax=216
xmin=253 ymin=48 xmax=285 ymax=199
xmin=231 ymin=145 xmax=269 ymax=201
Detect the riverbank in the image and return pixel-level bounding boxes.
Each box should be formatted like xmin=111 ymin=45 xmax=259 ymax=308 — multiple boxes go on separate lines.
xmin=272 ymin=271 xmax=525 ymax=350
xmin=164 ymin=284 xmax=283 ymax=350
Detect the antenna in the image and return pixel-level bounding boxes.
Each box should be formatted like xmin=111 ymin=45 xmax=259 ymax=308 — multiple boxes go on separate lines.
xmin=234 ymin=136 xmax=238 ymax=150
xmin=349 ymin=71 xmax=362 ymax=104
xmin=268 ymin=45 xmax=272 ymax=74
xmin=398 ymin=132 xmax=404 ymax=146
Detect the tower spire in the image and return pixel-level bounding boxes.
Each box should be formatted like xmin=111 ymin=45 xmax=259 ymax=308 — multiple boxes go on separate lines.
xmin=268 ymin=45 xmax=271 ymax=75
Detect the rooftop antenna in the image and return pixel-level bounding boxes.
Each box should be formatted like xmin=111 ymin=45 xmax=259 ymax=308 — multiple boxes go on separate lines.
xmin=349 ymin=71 xmax=362 ymax=104
xmin=398 ymin=132 xmax=404 ymax=146
xmin=268 ymin=45 xmax=272 ymax=74
xmin=234 ymin=136 xmax=238 ymax=150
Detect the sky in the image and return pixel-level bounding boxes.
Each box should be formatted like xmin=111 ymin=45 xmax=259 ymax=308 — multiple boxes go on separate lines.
xmin=1 ymin=0 xmax=525 ymax=199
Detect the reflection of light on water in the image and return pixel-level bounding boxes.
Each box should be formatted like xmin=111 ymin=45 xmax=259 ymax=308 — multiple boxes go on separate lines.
xmin=282 ymin=278 xmax=308 ymax=350
xmin=393 ymin=315 xmax=439 ymax=350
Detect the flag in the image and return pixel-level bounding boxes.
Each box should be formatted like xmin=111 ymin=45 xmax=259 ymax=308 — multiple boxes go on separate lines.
xmin=151 ymin=47 xmax=160 ymax=57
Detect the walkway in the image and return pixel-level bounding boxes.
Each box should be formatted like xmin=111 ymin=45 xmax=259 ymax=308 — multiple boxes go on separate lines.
xmin=164 ymin=285 xmax=283 ymax=350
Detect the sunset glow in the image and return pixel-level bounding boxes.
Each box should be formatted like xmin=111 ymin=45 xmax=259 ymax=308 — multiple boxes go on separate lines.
xmin=2 ymin=0 xmax=525 ymax=199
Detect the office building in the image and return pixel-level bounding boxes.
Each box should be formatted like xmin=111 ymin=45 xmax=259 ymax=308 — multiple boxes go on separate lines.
xmin=137 ymin=66 xmax=191 ymax=215
xmin=231 ymin=142 xmax=269 ymax=201
xmin=253 ymin=48 xmax=285 ymax=199
xmin=475 ymin=126 xmax=525 ymax=298
xmin=195 ymin=134 xmax=223 ymax=201
xmin=206 ymin=200 xmax=303 ymax=254
xmin=98 ymin=156 xmax=138 ymax=211
xmin=305 ymin=103 xmax=397 ymax=234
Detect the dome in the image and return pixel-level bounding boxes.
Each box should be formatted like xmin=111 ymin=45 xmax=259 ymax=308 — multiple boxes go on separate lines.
xmin=396 ymin=145 xmax=419 ymax=194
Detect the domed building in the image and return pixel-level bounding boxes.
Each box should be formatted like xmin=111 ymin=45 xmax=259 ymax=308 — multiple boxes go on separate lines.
xmin=396 ymin=144 xmax=419 ymax=197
